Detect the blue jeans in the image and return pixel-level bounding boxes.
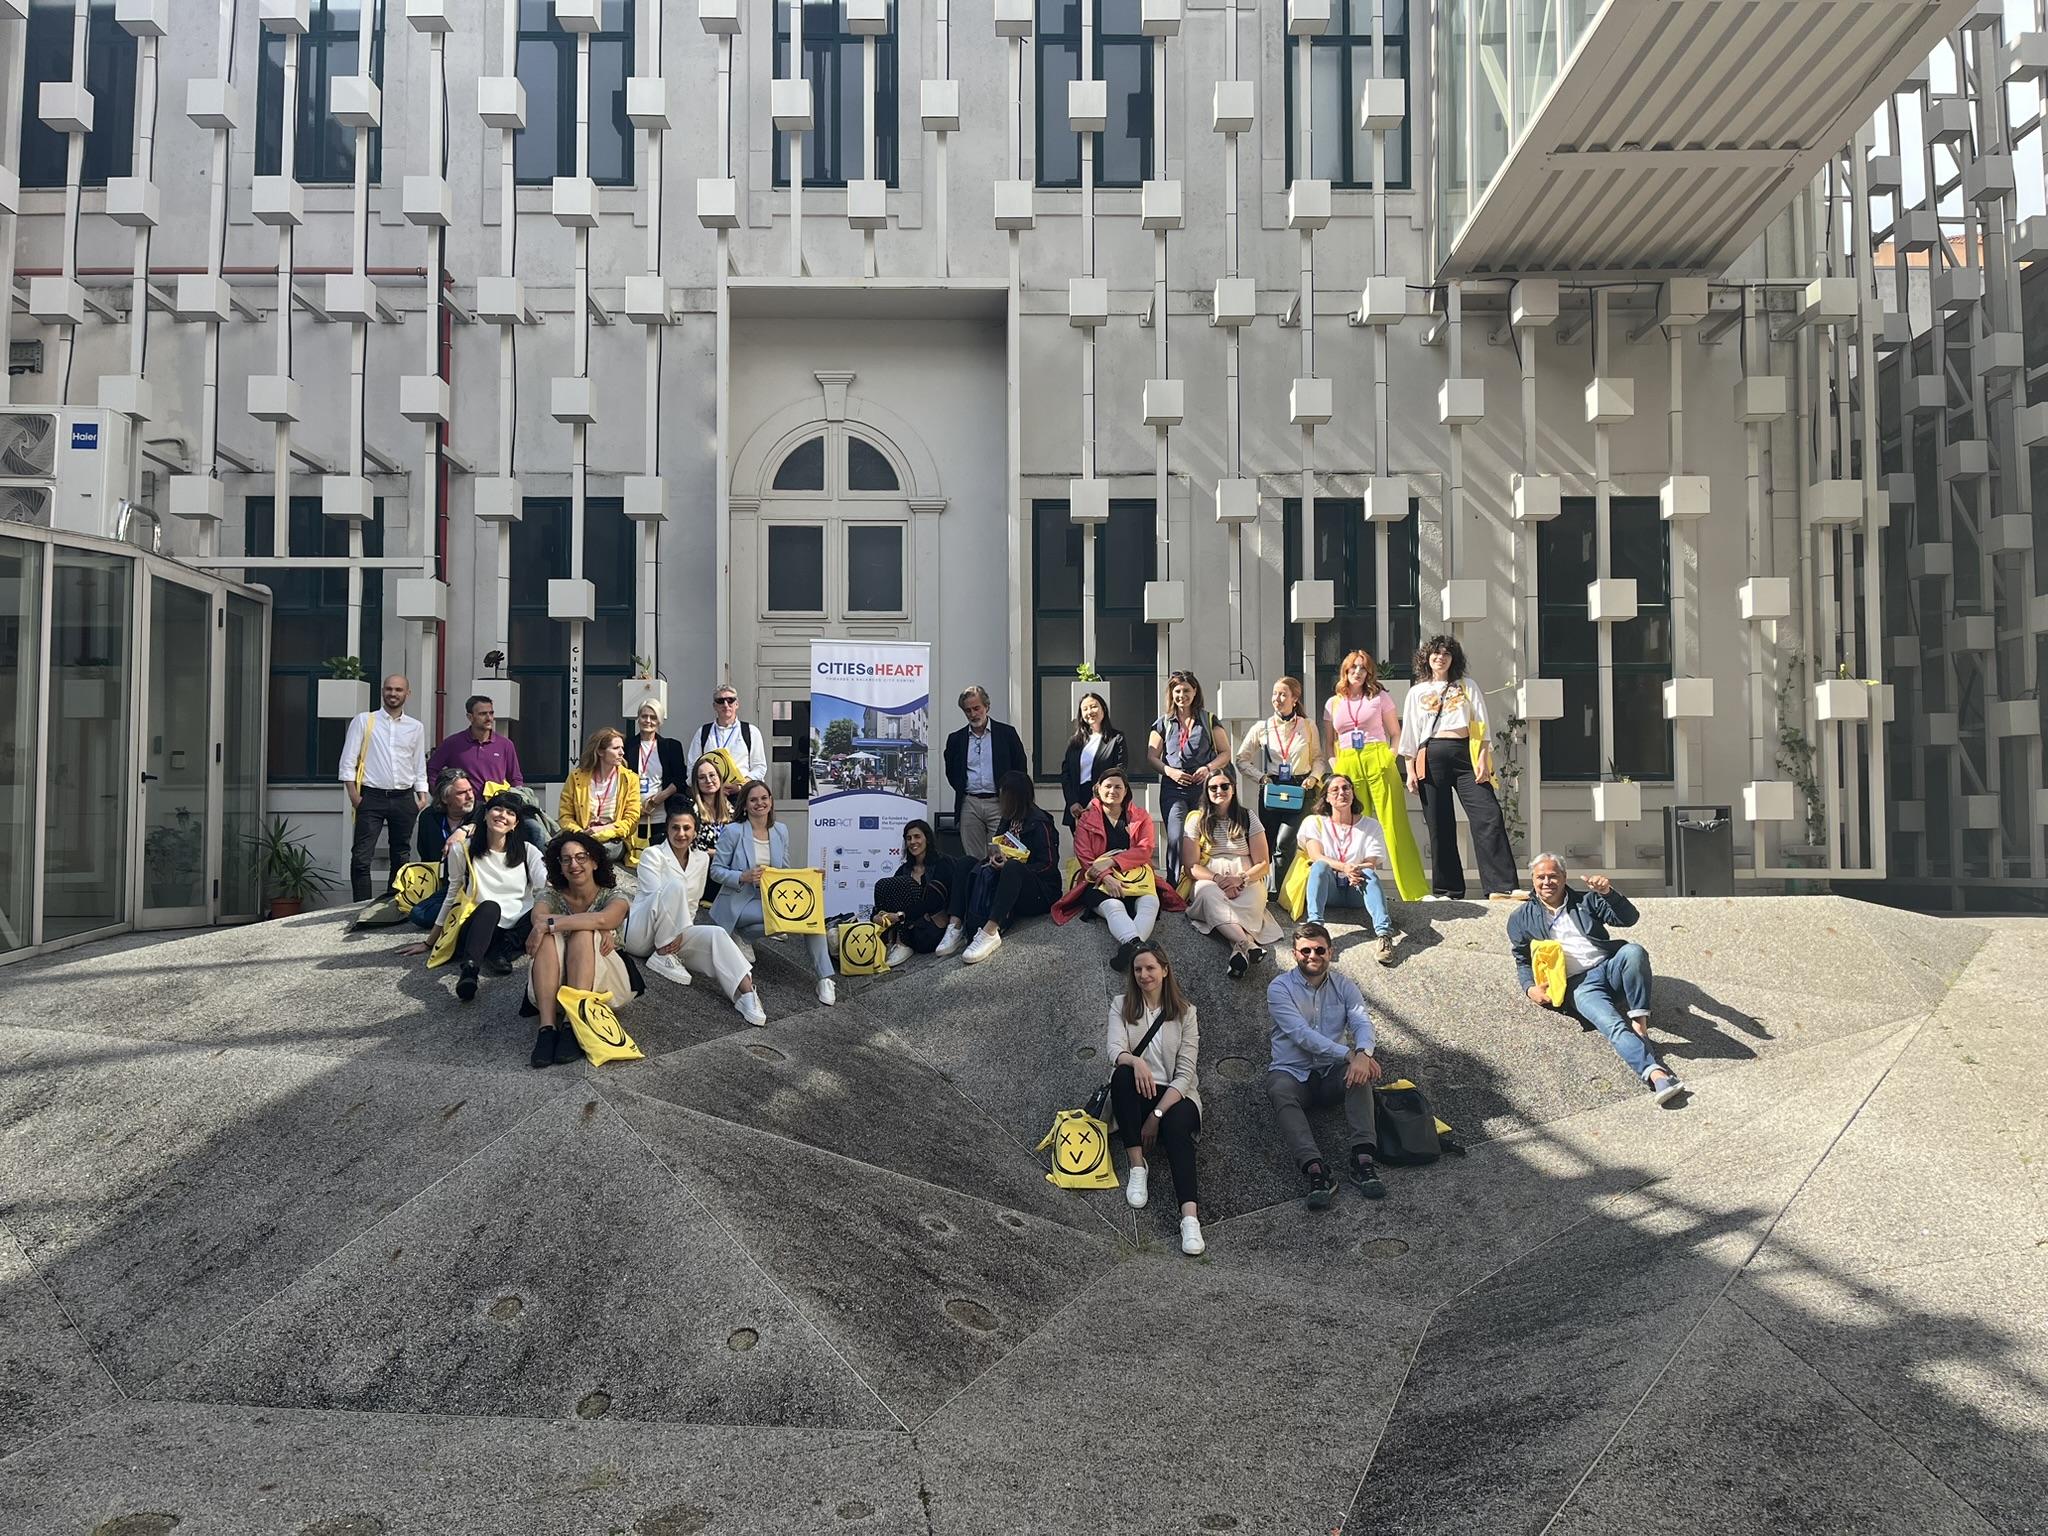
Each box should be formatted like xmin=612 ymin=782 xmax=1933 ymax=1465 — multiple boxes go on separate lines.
xmin=711 ymin=885 xmax=834 ymax=979
xmin=1562 ymin=943 xmax=1657 ymax=1080
xmin=1304 ymin=861 xmax=1391 ymax=935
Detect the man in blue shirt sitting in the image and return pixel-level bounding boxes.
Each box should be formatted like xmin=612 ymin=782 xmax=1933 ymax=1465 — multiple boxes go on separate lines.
xmin=1266 ymin=921 xmax=1385 ymax=1207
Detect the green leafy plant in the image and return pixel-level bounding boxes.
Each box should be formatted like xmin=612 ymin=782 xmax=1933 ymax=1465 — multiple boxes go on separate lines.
xmin=1075 ymin=663 xmax=1102 ymax=682
xmin=1773 ymin=651 xmax=1827 ymax=847
xmin=246 ymin=817 xmax=339 ymax=906
xmin=323 ymin=654 xmax=365 ymax=680
xmin=1492 ymin=711 xmax=1529 ymax=849
xmin=630 ymin=654 xmax=655 ymax=679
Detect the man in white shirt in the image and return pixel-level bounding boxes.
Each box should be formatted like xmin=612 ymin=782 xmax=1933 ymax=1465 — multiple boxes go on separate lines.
xmin=338 ymin=674 xmax=430 ymax=902
xmin=684 ymin=685 xmax=770 ymax=801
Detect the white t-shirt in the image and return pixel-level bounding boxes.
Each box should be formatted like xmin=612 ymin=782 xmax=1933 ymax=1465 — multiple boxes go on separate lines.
xmin=1401 ymin=678 xmax=1487 ymax=749
xmin=1079 ymin=733 xmax=1104 ymax=783
xmin=461 ymin=842 xmax=545 ymax=926
xmin=1547 ymin=903 xmax=1609 ymax=976
xmin=1298 ymin=814 xmax=1390 ymax=870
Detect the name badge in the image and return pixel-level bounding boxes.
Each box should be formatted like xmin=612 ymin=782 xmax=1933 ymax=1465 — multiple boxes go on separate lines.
xmin=1348 ymin=731 xmax=1365 ymax=751
xmin=640 ymin=773 xmax=656 ymax=799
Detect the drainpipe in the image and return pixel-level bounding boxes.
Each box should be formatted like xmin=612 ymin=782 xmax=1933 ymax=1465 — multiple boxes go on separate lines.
xmin=493 ymin=0 xmax=515 ymax=693
xmin=1223 ymin=0 xmax=1242 ymax=670
xmin=1594 ymin=287 xmax=1616 ymax=871
xmin=0 ymin=5 xmax=25 ymax=411
xmin=640 ymin=0 xmax=663 ymax=676
xmin=1296 ymin=6 xmax=1318 ymax=707
xmin=271 ymin=12 xmax=299 ymax=561
xmin=200 ymin=2 xmax=237 ymax=559
xmin=1668 ymin=317 xmax=1689 ymax=799
xmin=569 ymin=26 xmax=590 ymax=755
xmin=126 ymin=11 xmax=160 ymax=507
xmin=933 ymin=0 xmax=948 ymax=275
xmin=52 ymin=0 xmax=88 ymax=407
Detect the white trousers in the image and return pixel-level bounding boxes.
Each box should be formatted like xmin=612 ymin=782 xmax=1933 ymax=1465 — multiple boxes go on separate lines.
xmin=1100 ymin=893 xmax=1160 ymax=945
xmin=624 ymin=884 xmax=753 ymax=1000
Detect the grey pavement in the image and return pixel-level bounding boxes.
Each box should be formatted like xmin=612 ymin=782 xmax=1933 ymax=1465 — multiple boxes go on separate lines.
xmin=0 ymin=895 xmax=2042 ymax=1535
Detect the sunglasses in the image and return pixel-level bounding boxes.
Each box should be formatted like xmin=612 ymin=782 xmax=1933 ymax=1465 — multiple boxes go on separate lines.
xmin=715 ymin=697 xmax=738 ymax=706
xmin=1295 ymin=944 xmax=1328 ymax=956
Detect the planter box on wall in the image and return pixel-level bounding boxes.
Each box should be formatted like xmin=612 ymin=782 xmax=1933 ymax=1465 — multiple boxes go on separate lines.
xmin=318 ymin=678 xmax=371 ymax=719
xmin=621 ymin=678 xmax=668 ymax=721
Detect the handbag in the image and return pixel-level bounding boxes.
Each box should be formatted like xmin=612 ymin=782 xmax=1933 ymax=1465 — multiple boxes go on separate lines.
xmin=1081 ymin=1008 xmax=1175 ymax=1120
xmin=1262 ymin=782 xmax=1306 ymax=811
xmin=1373 ymin=1078 xmax=1465 ymax=1164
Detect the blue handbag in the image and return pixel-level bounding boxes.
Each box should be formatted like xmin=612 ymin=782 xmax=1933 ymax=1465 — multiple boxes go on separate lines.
xmin=1263 ymin=782 xmax=1306 ymax=811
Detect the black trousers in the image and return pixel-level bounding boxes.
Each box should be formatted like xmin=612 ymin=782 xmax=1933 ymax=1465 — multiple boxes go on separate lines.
xmin=351 ymin=786 xmax=421 ymax=902
xmin=1257 ymin=801 xmax=1305 ymax=891
xmin=874 ymin=864 xmax=960 ymax=953
xmin=453 ymin=903 xmax=532 ymax=967
xmin=1109 ymin=1064 xmax=1202 ymax=1205
xmin=1418 ymin=737 xmax=1518 ymax=898
xmin=952 ymin=861 xmax=1058 ymax=932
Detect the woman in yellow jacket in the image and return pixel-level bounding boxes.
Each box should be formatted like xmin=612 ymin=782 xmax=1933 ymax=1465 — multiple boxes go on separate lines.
xmin=559 ymin=727 xmax=643 ymax=866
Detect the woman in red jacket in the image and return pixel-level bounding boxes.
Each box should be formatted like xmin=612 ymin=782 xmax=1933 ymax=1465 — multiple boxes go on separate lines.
xmin=1051 ymin=768 xmax=1186 ymax=971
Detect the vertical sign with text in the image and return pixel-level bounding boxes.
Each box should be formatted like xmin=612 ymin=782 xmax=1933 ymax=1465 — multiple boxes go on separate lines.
xmin=809 ymin=640 xmax=931 ymax=915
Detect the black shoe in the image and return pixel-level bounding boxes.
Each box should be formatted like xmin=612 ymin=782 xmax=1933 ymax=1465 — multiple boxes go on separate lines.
xmin=456 ymin=963 xmax=479 ymax=1002
xmin=1227 ymin=950 xmax=1249 ymax=980
xmin=553 ymin=1025 xmax=584 ymax=1066
xmin=1247 ymin=945 xmax=1269 ymax=968
xmin=530 ymin=1028 xmax=556 ymax=1069
xmin=1304 ymin=1161 xmax=1336 ymax=1211
xmin=482 ymin=949 xmax=513 ymax=977
xmin=1349 ymin=1154 xmax=1387 ymax=1200
xmin=1111 ymin=938 xmax=1140 ymax=972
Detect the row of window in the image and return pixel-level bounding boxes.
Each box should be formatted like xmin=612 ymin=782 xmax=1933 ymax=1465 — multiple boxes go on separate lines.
xmin=19 ymin=0 xmax=1409 ymax=192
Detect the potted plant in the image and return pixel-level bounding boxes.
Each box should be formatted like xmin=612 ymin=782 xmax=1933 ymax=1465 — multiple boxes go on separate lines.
xmin=318 ymin=654 xmax=372 ymax=719
xmin=470 ymin=650 xmax=520 ymax=723
xmin=247 ymin=816 xmax=339 ymax=918
xmin=1591 ymin=764 xmax=1641 ymax=824
xmin=1070 ymin=662 xmax=1102 ymax=719
xmin=621 ymin=654 xmax=667 ymax=720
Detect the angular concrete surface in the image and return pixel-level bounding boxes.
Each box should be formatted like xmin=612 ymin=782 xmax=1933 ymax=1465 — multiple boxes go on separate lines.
xmin=0 ymin=897 xmax=2041 ymax=1535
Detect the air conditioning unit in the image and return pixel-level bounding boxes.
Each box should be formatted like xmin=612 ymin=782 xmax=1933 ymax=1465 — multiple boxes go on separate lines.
xmin=0 ymin=408 xmax=135 ymax=539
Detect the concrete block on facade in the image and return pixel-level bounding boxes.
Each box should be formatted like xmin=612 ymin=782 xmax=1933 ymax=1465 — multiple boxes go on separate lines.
xmin=1140 ymin=0 xmax=1182 ymax=35
xmin=260 ymin=0 xmax=310 ymax=31
xmin=1215 ymin=680 xmax=1261 ymax=719
xmin=1211 ymin=276 xmax=1256 ymax=327
xmin=1734 ymin=375 xmax=1788 ymax=421
xmin=771 ymin=78 xmax=813 ymax=132
xmin=845 ymin=0 xmax=889 ymax=32
xmin=474 ymin=477 xmax=524 ymax=523
xmin=1886 ymin=471 xmax=1915 ymax=506
xmin=105 ymin=176 xmax=159 ymax=228
xmin=251 ymin=175 xmax=305 ymax=226
xmin=1657 ymin=278 xmax=1711 ymax=328
xmin=1991 ymin=699 xmax=2041 ymax=737
xmin=1585 ymin=377 xmax=1634 ymax=424
xmin=554 ymin=0 xmax=603 ymax=31
xmin=1659 ymin=474 xmax=1710 ymax=520
xmin=0 ymin=165 xmax=15 ymax=216
xmin=1927 ymin=712 xmax=1960 ymax=746
xmin=402 ymin=175 xmax=453 ymax=227
xmin=1288 ymin=0 xmax=1332 ymax=35
xmin=1864 ymin=153 xmax=1901 ymax=195
xmin=621 ymin=678 xmax=668 ymax=720
xmin=696 ymin=178 xmax=740 ymax=228
xmin=1941 ymin=439 xmax=1988 ymax=481
xmin=477 ymin=76 xmax=527 ymax=130
xmin=405 ymin=0 xmax=453 ymax=33
xmin=624 ymin=276 xmax=673 ymax=324
xmin=27 ymin=278 xmax=85 ymax=326
xmin=548 ymin=579 xmax=598 ymax=623
xmin=471 ymin=678 xmax=520 ymax=718
xmin=1212 ymin=80 xmax=1254 ymax=133
xmin=96 ymin=374 xmax=153 ymax=420
xmin=552 ymin=176 xmax=599 ymax=227
xmin=1140 ymin=179 xmax=1183 ymax=229
xmin=551 ymin=376 xmax=598 ymax=425
xmin=2007 ymin=32 xmax=2048 ymax=81
xmin=1357 ymin=275 xmax=1405 ymax=326
xmin=1924 ymin=95 xmax=1972 ymax=144
xmin=2015 ymin=215 xmax=2048 ymax=263
xmin=1976 ymin=331 xmax=2024 ymax=377
xmin=1964 ymin=795 xmax=2000 ymax=831
xmin=247 ymin=375 xmax=301 ymax=424
xmin=173 ymin=275 xmax=234 ymax=323
xmin=1807 ymin=480 xmax=1865 ymax=526
xmin=1142 ymin=379 xmax=1184 ymax=427
xmin=1587 ymin=578 xmax=1637 ymax=623
xmin=1511 ymin=279 xmax=1559 ymax=328
xmin=1800 ymin=277 xmax=1857 ymax=326
xmin=993 ymin=181 xmax=1035 ymax=229
xmin=1963 ymin=153 xmax=2014 ymax=205
xmin=1984 ymin=514 xmax=2032 ymax=555
xmin=698 ymin=0 xmax=742 ymax=34
xmin=1955 ymin=613 xmax=1995 ymax=651
xmin=919 ymin=79 xmax=960 ymax=132
xmin=326 ymin=273 xmax=380 ymax=323
xmin=1287 ymin=179 xmax=1332 ymax=229
xmin=626 ymin=76 xmax=670 ymax=129
xmin=115 ymin=0 xmax=171 ymax=36
xmin=318 ymin=678 xmax=372 ymax=719
xmin=1663 ymin=678 xmax=1714 ymax=718
xmin=1068 ymin=479 xmax=1109 ymax=524
xmin=2036 ymin=787 xmax=2048 ymax=825
xmin=1517 ymin=678 xmax=1564 ymax=720
xmin=398 ymin=375 xmax=450 ymax=424
xmin=321 ymin=475 xmax=374 ymax=523
xmin=394 ymin=578 xmax=448 ymax=624
xmin=1359 ymin=77 xmax=1404 ymax=131
xmin=1290 ymin=377 xmax=1333 ymax=425
xmin=846 ymin=179 xmax=889 ymax=228
xmin=330 ymin=75 xmax=381 ymax=128
xmin=1893 ymin=799 xmax=1925 ymax=833
xmin=1067 ymin=277 xmax=1109 ymax=327
xmin=1215 ymin=479 xmax=1258 ymax=523
xmin=1895 ymin=208 xmax=1940 ymax=252
xmin=1744 ymin=780 xmax=1797 ymax=822
xmin=168 ymin=476 xmax=224 ymax=523
xmin=1441 ymin=579 xmax=1487 ymax=622
xmin=1739 ymin=577 xmax=1792 ymax=621
xmin=1933 ymin=267 xmax=1983 ymax=311
xmin=1906 ymin=374 xmax=1946 ymax=415
xmin=992 ymin=0 xmax=1034 ymax=36
xmin=2017 ymin=401 xmax=2048 ymax=446
xmin=475 ymin=275 xmax=528 ymax=325
xmin=1068 ymin=78 xmax=1108 ymax=133
xmin=1143 ymin=580 xmax=1187 ymax=623
xmin=186 ymin=79 xmax=241 ymax=130
xmin=38 ymin=82 xmax=95 ymax=136
xmin=1438 ymin=378 xmax=1484 ymax=426
xmin=1814 ymin=679 xmax=1869 ymax=721
xmin=1889 ymin=635 xmax=1920 ymax=669
xmin=1592 ymin=781 xmax=1641 ymax=823
xmin=1363 ymin=476 xmax=1408 ymax=522
xmin=1290 ymin=579 xmax=1335 ymax=624
xmin=1877 ymin=311 xmax=1914 ymax=350
xmin=624 ymin=476 xmax=667 ymax=522
xmin=1512 ymin=473 xmax=1562 ymax=522
xmin=1906 ymin=542 xmax=1953 ymax=580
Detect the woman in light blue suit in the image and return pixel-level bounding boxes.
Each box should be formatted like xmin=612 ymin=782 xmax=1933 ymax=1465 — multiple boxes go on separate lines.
xmin=711 ymin=780 xmax=838 ymax=1006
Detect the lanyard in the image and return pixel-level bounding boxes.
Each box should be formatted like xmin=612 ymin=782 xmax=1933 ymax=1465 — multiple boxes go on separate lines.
xmin=1324 ymin=817 xmax=1357 ymax=863
xmin=713 ymin=721 xmax=739 ymax=753
xmin=1270 ymin=716 xmax=1299 ymax=768
xmin=1335 ymin=693 xmax=1374 ymax=739
xmin=593 ymin=769 xmax=618 ymax=819
xmin=1175 ymin=715 xmax=1196 ymax=760
xmin=639 ymin=740 xmax=659 ymax=774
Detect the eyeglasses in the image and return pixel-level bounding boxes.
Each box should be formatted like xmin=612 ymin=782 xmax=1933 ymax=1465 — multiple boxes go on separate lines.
xmin=560 ymin=852 xmax=593 ymax=866
xmin=1295 ymin=944 xmax=1328 ymax=956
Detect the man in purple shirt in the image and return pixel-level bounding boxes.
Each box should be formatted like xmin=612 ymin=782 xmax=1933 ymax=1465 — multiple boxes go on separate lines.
xmin=427 ymin=694 xmax=525 ymax=794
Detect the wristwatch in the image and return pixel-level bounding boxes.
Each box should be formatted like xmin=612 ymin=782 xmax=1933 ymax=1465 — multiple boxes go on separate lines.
xmin=1151 ymin=1106 xmax=1165 ymax=1120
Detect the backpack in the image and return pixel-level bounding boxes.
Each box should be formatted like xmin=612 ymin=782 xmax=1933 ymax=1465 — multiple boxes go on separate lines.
xmin=697 ymin=721 xmax=755 ymax=756
xmin=1373 ymin=1078 xmax=1466 ymax=1165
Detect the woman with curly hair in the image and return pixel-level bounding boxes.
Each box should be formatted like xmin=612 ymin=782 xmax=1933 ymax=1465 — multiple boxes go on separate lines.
xmin=1400 ymin=634 xmax=1519 ymax=901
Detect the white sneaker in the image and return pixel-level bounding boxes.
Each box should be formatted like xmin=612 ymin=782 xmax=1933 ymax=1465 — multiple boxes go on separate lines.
xmin=816 ymin=977 xmax=838 ymax=1006
xmin=645 ymin=951 xmax=692 ymax=987
xmin=735 ymin=990 xmax=767 ymax=1027
xmin=962 ymin=929 xmax=1003 ymax=964
xmin=933 ymin=924 xmax=966 ymax=958
xmin=1125 ymin=1166 xmax=1149 ymax=1209
xmin=885 ymin=942 xmax=914 ymax=968
xmin=1180 ymin=1215 xmax=1206 ymax=1256
xmin=738 ymin=939 xmax=757 ymax=963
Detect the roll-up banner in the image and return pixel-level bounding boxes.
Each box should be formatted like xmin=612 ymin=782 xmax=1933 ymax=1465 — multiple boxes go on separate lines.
xmin=809 ymin=640 xmax=931 ymax=916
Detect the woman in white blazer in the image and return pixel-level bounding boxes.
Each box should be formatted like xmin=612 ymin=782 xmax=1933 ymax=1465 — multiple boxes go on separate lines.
xmin=709 ymin=780 xmax=837 ymax=1006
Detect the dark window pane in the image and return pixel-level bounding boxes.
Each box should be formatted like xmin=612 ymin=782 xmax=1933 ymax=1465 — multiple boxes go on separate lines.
xmin=773 ymin=436 xmax=826 ymax=491
xmin=1097 ymin=38 xmax=1150 ymax=186
xmin=1612 ymin=672 xmax=1673 ymax=780
xmin=1541 ymin=673 xmax=1602 ymax=780
xmin=768 ymin=526 xmax=826 ymax=612
xmin=1283 ymin=497 xmax=1418 ymax=683
xmin=1099 ymin=501 xmax=1156 ymax=610
xmin=1035 ymin=503 xmax=1084 ymax=612
xmin=847 ymin=525 xmax=903 ymax=612
xmin=256 ymin=1 xmax=386 ymax=184
xmin=514 ymin=1 xmax=633 ymax=186
xmin=1031 ymin=497 xmax=1156 ymax=778
xmin=846 ymin=437 xmax=899 ymax=491
xmin=19 ymin=2 xmax=136 ymax=188
xmin=774 ymin=1 xmax=899 ymax=188
xmin=1036 ymin=39 xmax=1081 ymax=187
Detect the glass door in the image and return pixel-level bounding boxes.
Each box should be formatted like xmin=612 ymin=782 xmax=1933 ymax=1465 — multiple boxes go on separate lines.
xmin=220 ymin=592 xmax=268 ymax=919
xmin=41 ymin=547 xmax=134 ymax=943
xmin=137 ymin=573 xmax=214 ymax=927
xmin=0 ymin=535 xmax=44 ymax=956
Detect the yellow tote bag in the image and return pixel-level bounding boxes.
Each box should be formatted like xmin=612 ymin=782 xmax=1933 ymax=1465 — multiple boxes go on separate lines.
xmin=1114 ymin=864 xmax=1157 ymax=900
xmin=391 ymin=860 xmax=443 ymax=914
xmin=760 ymin=867 xmax=826 ymax=935
xmin=1280 ymin=849 xmax=1313 ymax=921
xmin=1034 ymin=1108 xmax=1120 ymax=1190
xmin=836 ymin=918 xmax=890 ymax=975
xmin=427 ymin=844 xmax=477 ymax=968
xmin=559 ymin=987 xmax=643 ymax=1065
xmin=1530 ymin=939 xmax=1568 ymax=1006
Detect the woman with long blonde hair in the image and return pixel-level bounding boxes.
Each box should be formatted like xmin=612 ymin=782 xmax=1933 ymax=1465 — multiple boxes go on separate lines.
xmin=1321 ymin=649 xmax=1425 ymax=901
xmin=558 ymin=727 xmax=643 ymax=866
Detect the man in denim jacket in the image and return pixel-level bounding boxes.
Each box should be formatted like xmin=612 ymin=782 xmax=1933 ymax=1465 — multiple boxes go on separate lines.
xmin=1266 ymin=922 xmax=1388 ymax=1207
xmin=1508 ymin=853 xmax=1688 ymax=1105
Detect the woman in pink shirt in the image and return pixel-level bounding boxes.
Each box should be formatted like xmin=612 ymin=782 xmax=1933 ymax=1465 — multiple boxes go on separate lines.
xmin=1321 ymin=649 xmax=1426 ymax=901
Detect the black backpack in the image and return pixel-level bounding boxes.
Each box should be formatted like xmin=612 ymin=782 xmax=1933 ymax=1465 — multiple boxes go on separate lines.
xmin=1373 ymin=1078 xmax=1466 ymax=1165
xmin=697 ymin=720 xmax=754 ymax=756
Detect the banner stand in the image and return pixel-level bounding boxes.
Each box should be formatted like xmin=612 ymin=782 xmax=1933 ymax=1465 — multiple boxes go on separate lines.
xmin=808 ymin=641 xmax=932 ymax=917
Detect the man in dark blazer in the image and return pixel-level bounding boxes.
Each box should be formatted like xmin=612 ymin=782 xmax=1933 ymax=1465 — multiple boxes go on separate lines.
xmin=943 ymin=685 xmax=1027 ymax=860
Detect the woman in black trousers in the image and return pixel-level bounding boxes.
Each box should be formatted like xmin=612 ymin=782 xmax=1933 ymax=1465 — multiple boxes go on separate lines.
xmin=935 ymin=771 xmax=1062 ymax=963
xmin=1107 ymin=942 xmax=1205 ymax=1256
xmin=871 ymin=818 xmax=959 ymax=961
xmin=1399 ymin=634 xmax=1520 ymax=900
